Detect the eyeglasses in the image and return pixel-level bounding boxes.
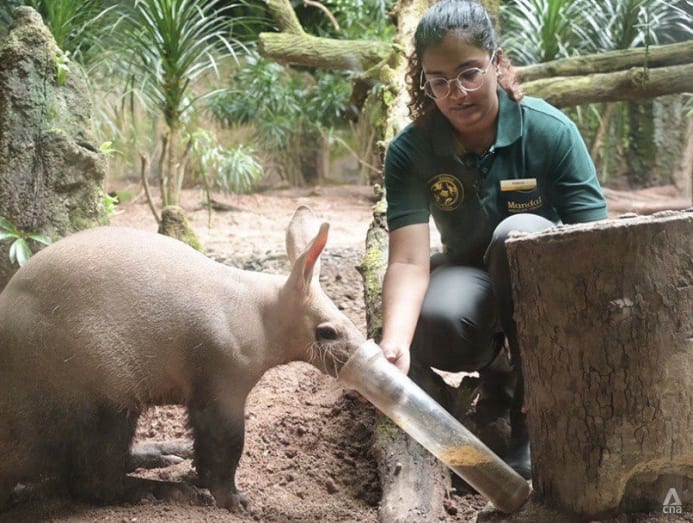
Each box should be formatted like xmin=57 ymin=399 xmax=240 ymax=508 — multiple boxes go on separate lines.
xmin=420 ymin=50 xmax=497 ymax=100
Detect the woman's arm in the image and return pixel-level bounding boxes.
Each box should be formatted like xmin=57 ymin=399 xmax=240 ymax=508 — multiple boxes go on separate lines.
xmin=380 ymin=222 xmax=431 ymax=374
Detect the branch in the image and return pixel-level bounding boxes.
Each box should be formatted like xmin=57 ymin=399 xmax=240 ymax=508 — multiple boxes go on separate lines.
xmin=158 ymin=134 xmax=169 ymax=208
xmin=258 ymin=32 xmax=395 ymax=72
xmin=523 ymin=63 xmax=693 ymax=108
xmin=516 ymin=40 xmax=693 ymax=83
xmin=140 ymin=154 xmax=161 ymax=225
xmin=173 ymin=138 xmax=194 ymax=203
xmin=304 ymin=0 xmax=340 ymax=31
xmin=265 ymin=0 xmax=304 ymax=34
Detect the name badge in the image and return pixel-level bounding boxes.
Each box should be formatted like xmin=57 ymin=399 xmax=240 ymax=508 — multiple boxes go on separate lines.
xmin=500 ymin=178 xmax=537 ymax=192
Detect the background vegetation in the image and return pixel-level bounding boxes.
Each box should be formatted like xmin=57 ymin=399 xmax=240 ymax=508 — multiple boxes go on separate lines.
xmin=0 ymin=0 xmax=691 ymax=203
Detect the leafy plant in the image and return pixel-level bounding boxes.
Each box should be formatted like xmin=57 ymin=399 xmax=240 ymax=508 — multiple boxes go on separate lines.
xmin=99 ymin=141 xmax=118 ymax=156
xmin=0 ymin=217 xmax=52 ymax=267
xmin=0 ymin=0 xmax=116 ymax=68
xmin=574 ymin=0 xmax=693 ymax=183
xmin=189 ymin=128 xmax=263 ymax=195
xmin=209 ymin=51 xmax=351 ymax=185
xmin=114 ymin=0 xmax=245 ymax=207
xmin=103 ymin=192 xmax=122 ymax=216
xmin=54 ymin=51 xmax=70 ymax=86
xmin=187 ymin=128 xmax=262 ymax=227
xmin=501 ymin=0 xmax=693 ymax=186
xmin=302 ymin=0 xmax=396 ymax=41
xmin=501 ymin=0 xmax=589 ymax=65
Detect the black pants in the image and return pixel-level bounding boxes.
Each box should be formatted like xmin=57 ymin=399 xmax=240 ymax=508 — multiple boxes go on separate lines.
xmin=409 ymin=213 xmax=554 ymax=414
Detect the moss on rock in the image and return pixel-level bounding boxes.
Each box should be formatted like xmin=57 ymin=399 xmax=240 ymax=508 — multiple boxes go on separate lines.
xmin=0 ymin=7 xmax=107 ymax=289
xmin=158 ymin=206 xmax=203 ymax=252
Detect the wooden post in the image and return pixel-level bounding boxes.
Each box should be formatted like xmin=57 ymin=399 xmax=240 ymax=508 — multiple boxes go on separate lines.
xmin=505 ymin=211 xmax=693 ymax=520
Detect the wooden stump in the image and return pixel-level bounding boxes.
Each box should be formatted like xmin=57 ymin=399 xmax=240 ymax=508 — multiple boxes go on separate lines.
xmin=506 ymin=210 xmax=693 ymax=520
xmin=372 ymin=417 xmax=452 ymax=523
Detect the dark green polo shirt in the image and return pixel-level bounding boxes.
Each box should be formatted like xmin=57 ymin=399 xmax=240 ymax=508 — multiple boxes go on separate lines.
xmin=384 ymin=88 xmax=608 ymax=267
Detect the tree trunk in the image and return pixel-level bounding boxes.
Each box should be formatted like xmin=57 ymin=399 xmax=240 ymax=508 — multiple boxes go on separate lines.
xmin=371 ymin=417 xmax=452 ymax=523
xmin=357 ymin=190 xmax=388 ymax=342
xmin=626 ymin=100 xmax=656 ymax=186
xmin=265 ymin=0 xmax=304 ymax=34
xmin=674 ymin=115 xmax=693 ymax=203
xmin=317 ymin=133 xmax=330 ymax=185
xmin=505 ymin=211 xmax=693 ymax=520
xmin=589 ymin=102 xmax=616 ymax=163
xmin=352 ymin=2 xmax=456 ymax=519
xmin=165 ymin=129 xmax=178 ymax=206
xmin=357 ymin=166 xmax=453 ymax=523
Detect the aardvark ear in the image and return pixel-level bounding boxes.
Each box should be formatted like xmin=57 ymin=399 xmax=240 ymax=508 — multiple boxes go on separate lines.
xmin=286 ymin=206 xmax=328 ymax=293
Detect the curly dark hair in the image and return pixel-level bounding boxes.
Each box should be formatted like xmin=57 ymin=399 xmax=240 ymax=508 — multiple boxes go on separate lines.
xmin=406 ymin=0 xmax=524 ymax=127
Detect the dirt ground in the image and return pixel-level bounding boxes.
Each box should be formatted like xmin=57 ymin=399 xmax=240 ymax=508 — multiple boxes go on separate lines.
xmin=1 ymin=183 xmax=690 ymax=523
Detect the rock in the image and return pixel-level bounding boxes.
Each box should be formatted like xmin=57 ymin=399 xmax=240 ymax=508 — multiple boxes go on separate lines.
xmin=0 ymin=6 xmax=108 ymax=289
xmin=325 ymin=478 xmax=338 ymax=494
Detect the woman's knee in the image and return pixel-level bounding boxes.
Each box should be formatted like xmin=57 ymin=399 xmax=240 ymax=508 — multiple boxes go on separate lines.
xmin=485 ymin=214 xmax=554 ymax=266
xmin=490 ymin=214 xmax=554 ymax=246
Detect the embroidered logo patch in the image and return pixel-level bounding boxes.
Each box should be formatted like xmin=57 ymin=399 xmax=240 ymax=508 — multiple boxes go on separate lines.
xmin=429 ymin=174 xmax=463 ymax=211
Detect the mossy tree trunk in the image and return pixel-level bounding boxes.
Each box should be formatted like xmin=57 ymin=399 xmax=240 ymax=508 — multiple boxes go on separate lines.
xmin=259 ymin=32 xmax=395 ymax=72
xmin=358 ymin=192 xmax=459 ymax=523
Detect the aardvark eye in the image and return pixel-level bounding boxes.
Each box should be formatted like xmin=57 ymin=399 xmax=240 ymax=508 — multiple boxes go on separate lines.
xmin=316 ymin=324 xmax=338 ymax=341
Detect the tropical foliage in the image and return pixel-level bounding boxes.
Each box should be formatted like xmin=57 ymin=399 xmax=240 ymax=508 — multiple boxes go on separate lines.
xmin=201 ymin=0 xmax=395 ymax=186
xmin=0 ymin=0 xmax=115 ymax=67
xmin=298 ymin=0 xmax=396 ymax=41
xmin=501 ymin=0 xmax=691 ymax=65
xmin=501 ymin=0 xmax=588 ymax=63
xmin=112 ymin=0 xmax=246 ymax=206
xmin=209 ymin=51 xmax=352 ymax=185
xmin=189 ymin=128 xmax=263 ymax=196
xmin=0 ymin=0 xmax=396 ymax=206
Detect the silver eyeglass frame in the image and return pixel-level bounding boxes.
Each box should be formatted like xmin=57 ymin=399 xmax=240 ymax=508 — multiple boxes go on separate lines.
xmin=420 ymin=49 xmax=497 ymax=100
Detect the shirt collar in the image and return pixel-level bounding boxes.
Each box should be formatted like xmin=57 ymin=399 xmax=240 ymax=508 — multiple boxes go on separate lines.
xmin=430 ymin=87 xmax=522 ymax=156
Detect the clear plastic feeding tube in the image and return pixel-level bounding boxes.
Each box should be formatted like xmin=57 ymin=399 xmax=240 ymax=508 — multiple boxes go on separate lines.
xmin=338 ymin=340 xmax=531 ymax=514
